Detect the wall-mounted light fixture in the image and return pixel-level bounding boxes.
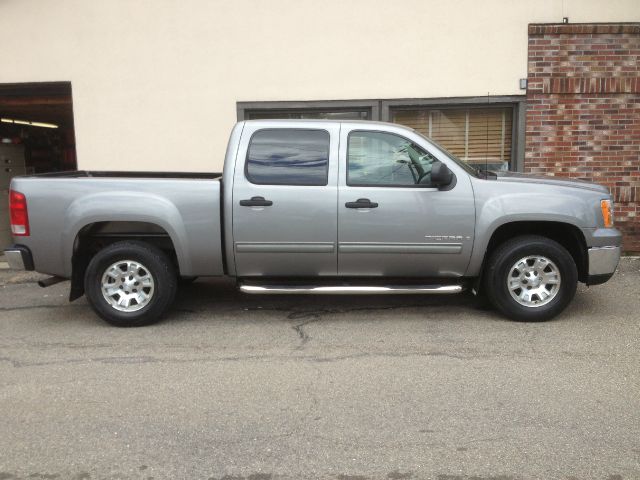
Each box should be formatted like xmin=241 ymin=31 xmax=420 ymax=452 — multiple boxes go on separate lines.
xmin=562 ymin=17 xmax=569 ymax=24
xmin=1 ymin=117 xmax=59 ymax=129
xmin=519 ymin=78 xmax=528 ymax=90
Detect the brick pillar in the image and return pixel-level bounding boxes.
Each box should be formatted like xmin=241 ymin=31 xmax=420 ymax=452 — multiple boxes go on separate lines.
xmin=526 ymin=23 xmax=640 ymax=252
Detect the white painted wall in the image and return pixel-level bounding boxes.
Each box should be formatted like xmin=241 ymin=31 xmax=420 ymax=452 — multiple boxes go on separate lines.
xmin=1 ymin=0 xmax=638 ymax=171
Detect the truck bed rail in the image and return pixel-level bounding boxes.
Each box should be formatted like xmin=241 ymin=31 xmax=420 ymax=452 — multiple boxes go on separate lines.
xmin=21 ymin=170 xmax=222 ymax=179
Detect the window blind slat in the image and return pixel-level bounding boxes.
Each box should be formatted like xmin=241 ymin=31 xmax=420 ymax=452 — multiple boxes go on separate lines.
xmin=392 ymin=106 xmax=513 ymax=169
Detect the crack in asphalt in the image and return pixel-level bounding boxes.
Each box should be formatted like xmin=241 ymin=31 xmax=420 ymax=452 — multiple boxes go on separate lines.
xmin=0 ymin=304 xmax=85 ymax=312
xmin=244 ymin=301 xmax=475 ymax=319
xmin=1 ymin=348 xmax=628 ymax=369
xmin=241 ymin=303 xmax=479 ymax=351
xmin=0 ymin=348 xmax=516 ymax=369
xmin=291 ymin=317 xmax=319 ymax=348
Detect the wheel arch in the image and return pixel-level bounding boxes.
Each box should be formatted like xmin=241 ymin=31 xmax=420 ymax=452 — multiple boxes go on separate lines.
xmin=69 ymin=220 xmax=181 ymax=301
xmin=473 ymin=220 xmax=588 ymax=293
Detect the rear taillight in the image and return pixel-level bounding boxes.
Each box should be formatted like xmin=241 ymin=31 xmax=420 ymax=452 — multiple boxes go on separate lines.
xmin=9 ymin=190 xmax=29 ymax=236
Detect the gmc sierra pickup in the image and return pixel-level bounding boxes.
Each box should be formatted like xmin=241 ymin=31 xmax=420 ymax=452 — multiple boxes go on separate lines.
xmin=4 ymin=120 xmax=622 ymax=326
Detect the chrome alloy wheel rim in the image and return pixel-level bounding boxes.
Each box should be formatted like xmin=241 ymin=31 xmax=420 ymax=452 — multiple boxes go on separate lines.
xmin=101 ymin=260 xmax=155 ymax=312
xmin=507 ymin=256 xmax=561 ymax=308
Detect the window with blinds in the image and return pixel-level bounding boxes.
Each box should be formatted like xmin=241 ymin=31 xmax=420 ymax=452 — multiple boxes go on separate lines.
xmin=246 ymin=110 xmax=370 ymax=121
xmin=392 ymin=107 xmax=513 ymax=171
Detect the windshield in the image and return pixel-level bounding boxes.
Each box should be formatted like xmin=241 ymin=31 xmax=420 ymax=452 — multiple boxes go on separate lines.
xmin=413 ymin=130 xmax=481 ymax=178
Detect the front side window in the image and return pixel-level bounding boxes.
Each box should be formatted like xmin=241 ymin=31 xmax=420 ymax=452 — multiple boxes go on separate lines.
xmin=246 ymin=129 xmax=329 ymax=186
xmin=347 ymin=131 xmax=438 ymax=187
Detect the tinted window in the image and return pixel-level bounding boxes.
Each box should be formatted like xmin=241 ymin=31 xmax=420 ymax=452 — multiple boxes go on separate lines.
xmin=347 ymin=131 xmax=437 ymax=187
xmin=246 ymin=129 xmax=330 ymax=186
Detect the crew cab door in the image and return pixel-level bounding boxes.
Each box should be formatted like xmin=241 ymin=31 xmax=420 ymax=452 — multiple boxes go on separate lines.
xmin=337 ymin=124 xmax=475 ymax=277
xmin=232 ymin=122 xmax=339 ymax=276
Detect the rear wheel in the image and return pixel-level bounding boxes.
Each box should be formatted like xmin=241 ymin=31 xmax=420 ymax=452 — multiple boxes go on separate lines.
xmin=84 ymin=241 xmax=177 ymax=327
xmin=483 ymin=235 xmax=578 ymax=322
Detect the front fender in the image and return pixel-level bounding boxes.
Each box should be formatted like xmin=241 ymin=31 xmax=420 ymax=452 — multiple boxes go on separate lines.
xmin=466 ymin=190 xmax=595 ymax=276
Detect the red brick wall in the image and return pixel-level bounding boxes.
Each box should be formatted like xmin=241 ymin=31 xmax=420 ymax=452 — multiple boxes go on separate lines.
xmin=526 ymin=23 xmax=640 ymax=252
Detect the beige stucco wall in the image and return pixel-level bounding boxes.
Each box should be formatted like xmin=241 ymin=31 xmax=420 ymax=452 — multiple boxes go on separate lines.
xmin=1 ymin=0 xmax=638 ymax=172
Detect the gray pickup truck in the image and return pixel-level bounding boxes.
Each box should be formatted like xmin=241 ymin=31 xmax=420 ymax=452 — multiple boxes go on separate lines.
xmin=4 ymin=119 xmax=621 ymax=326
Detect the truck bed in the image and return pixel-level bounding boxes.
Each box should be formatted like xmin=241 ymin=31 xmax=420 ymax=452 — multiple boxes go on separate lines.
xmin=9 ymin=173 xmax=225 ymax=278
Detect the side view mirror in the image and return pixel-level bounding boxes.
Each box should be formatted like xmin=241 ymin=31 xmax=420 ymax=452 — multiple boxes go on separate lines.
xmin=430 ymin=161 xmax=454 ymax=188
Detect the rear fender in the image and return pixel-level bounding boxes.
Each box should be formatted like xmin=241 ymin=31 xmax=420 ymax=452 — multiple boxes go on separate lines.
xmin=63 ymin=191 xmax=190 ymax=278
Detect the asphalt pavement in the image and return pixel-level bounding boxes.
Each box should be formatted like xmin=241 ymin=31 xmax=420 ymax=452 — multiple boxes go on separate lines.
xmin=0 ymin=258 xmax=639 ymax=480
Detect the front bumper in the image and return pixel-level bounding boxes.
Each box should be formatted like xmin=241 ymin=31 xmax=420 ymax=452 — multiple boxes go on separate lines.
xmin=587 ymin=245 xmax=620 ymax=285
xmin=3 ymin=245 xmax=35 ymax=271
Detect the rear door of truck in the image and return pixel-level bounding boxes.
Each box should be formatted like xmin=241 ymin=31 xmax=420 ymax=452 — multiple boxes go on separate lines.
xmin=231 ymin=121 xmax=339 ymax=277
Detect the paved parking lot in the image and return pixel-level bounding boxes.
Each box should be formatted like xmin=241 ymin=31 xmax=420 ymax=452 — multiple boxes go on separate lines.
xmin=0 ymin=258 xmax=639 ymax=480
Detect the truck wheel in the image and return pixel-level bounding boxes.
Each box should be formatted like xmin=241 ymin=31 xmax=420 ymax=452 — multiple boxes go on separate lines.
xmin=84 ymin=241 xmax=177 ymax=327
xmin=483 ymin=235 xmax=577 ymax=322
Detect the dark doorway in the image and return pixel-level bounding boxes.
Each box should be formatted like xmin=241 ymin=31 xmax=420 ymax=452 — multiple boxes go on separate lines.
xmin=0 ymin=81 xmax=77 ymax=174
xmin=1 ymin=82 xmax=77 ymax=248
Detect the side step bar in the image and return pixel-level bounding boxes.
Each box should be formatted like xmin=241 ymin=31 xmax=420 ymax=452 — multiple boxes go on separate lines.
xmin=239 ymin=284 xmax=464 ymax=295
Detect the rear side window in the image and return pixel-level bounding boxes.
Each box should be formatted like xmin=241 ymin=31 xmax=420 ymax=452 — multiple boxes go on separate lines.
xmin=246 ymin=129 xmax=330 ymax=186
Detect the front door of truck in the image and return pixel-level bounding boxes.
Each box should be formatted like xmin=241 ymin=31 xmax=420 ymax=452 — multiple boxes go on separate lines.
xmin=337 ymin=125 xmax=475 ymax=277
xmin=232 ymin=122 xmax=340 ymax=277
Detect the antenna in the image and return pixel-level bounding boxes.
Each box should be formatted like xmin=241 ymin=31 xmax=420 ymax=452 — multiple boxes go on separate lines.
xmin=485 ymin=91 xmax=490 ymax=173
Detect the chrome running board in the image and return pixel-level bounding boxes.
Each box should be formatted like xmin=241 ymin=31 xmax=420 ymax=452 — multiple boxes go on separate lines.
xmin=239 ymin=284 xmax=464 ymax=295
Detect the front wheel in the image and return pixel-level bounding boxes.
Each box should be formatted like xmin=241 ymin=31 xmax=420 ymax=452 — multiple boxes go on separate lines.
xmin=84 ymin=241 xmax=177 ymax=327
xmin=483 ymin=235 xmax=578 ymax=322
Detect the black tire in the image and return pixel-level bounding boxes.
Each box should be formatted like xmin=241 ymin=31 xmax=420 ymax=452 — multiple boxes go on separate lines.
xmin=84 ymin=241 xmax=177 ymax=327
xmin=483 ymin=235 xmax=578 ymax=322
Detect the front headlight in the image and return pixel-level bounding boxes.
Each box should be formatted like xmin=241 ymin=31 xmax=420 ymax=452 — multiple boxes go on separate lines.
xmin=601 ymin=199 xmax=614 ymax=228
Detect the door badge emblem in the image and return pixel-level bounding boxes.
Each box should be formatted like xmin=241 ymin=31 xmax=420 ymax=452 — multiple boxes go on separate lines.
xmin=424 ymin=235 xmax=471 ymax=241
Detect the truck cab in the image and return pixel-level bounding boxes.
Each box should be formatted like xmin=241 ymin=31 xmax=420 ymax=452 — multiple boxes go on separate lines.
xmin=226 ymin=120 xmax=475 ymax=279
